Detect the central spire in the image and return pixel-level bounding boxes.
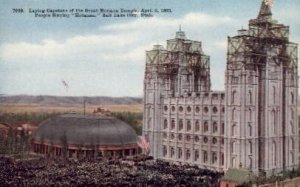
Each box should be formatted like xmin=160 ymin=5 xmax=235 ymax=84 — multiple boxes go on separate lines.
xmin=175 ymin=25 xmax=186 ymax=39
xmin=257 ymin=0 xmax=273 ymax=19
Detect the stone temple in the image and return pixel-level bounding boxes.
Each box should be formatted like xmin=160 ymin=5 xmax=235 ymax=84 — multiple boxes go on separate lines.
xmin=142 ymin=0 xmax=298 ymax=174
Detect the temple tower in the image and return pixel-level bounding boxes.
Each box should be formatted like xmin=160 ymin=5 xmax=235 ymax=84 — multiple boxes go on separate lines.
xmin=143 ymin=30 xmax=211 ymax=158
xmin=224 ymin=0 xmax=298 ymax=174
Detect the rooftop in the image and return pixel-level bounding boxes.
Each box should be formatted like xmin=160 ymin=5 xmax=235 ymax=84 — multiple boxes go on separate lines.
xmin=33 ymin=114 xmax=138 ymax=146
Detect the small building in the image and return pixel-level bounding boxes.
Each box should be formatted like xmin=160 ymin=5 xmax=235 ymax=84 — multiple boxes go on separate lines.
xmin=15 ymin=123 xmax=37 ymax=135
xmin=32 ymin=114 xmax=140 ymax=159
xmin=220 ymin=168 xmax=256 ymax=187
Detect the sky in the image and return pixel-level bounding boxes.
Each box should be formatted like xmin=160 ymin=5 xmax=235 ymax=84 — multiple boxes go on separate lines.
xmin=0 ymin=0 xmax=299 ymax=97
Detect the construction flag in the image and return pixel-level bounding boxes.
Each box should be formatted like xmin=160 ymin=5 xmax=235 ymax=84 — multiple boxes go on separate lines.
xmin=264 ymin=0 xmax=273 ymax=7
xmin=62 ymin=80 xmax=69 ymax=90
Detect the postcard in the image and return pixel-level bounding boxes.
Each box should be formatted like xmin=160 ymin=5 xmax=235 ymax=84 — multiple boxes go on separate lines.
xmin=0 ymin=0 xmax=300 ymax=186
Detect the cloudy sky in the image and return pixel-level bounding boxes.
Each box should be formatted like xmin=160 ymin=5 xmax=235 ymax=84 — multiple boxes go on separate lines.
xmin=0 ymin=0 xmax=299 ymax=97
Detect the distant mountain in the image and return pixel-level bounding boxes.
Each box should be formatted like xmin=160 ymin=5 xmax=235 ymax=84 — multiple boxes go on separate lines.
xmin=0 ymin=95 xmax=142 ymax=106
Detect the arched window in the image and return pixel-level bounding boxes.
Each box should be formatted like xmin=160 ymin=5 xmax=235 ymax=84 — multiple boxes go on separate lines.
xmin=163 ymin=119 xmax=168 ymax=129
xmin=291 ymin=108 xmax=294 ymax=120
xmin=221 ymin=123 xmax=225 ymax=135
xmin=248 ymin=123 xmax=252 ymax=137
xmin=231 ymin=91 xmax=236 ymax=104
xmin=232 ymin=108 xmax=236 ymax=121
xmin=148 ymin=118 xmax=152 ymax=129
xmin=178 ymin=134 xmax=182 ymax=141
xmin=178 ymin=148 xmax=182 ymax=159
xmin=213 ymin=122 xmax=218 ymax=133
xmin=170 ymin=147 xmax=175 ymax=158
xmin=164 ymin=105 xmax=168 ymax=112
xmin=171 ymin=119 xmax=175 ymax=130
xmin=290 ymin=122 xmax=294 ymax=134
xmin=248 ymin=75 xmax=253 ymax=83
xmin=231 ymin=157 xmax=236 ymax=168
xmin=212 ymin=138 xmax=217 ymax=144
xmin=272 ymin=110 xmax=276 ymax=135
xmin=212 ymin=152 xmax=217 ymax=164
xmin=186 ymin=135 xmax=191 ymax=142
xmin=171 ymin=106 xmax=176 ymax=112
xmin=163 ymin=133 xmax=167 ymax=139
xmin=249 ymin=108 xmax=252 ymax=121
xmin=195 ymin=121 xmax=200 ymax=132
xmin=272 ymin=86 xmax=276 ymax=104
xmin=249 ymin=141 xmax=253 ymax=154
xmin=248 ymin=90 xmax=252 ymax=104
xmin=291 ymin=138 xmax=295 ymax=149
xmin=147 ymin=107 xmax=151 ymax=116
xmin=204 ymin=121 xmax=209 ymax=133
xmin=179 ymin=119 xmax=183 ymax=130
xmin=203 ymin=151 xmax=208 ymax=163
xmin=179 ymin=106 xmax=184 ymax=112
xmin=221 ymin=153 xmax=224 ymax=166
xmin=170 ymin=133 xmax=175 ymax=140
xmin=186 ymin=149 xmax=191 ymax=160
xmin=194 ymin=150 xmax=199 ymax=161
xmin=249 ymin=158 xmax=252 ymax=169
xmin=273 ymin=141 xmax=277 ymax=166
xmin=231 ymin=125 xmax=236 ymax=136
xmin=291 ymin=75 xmax=295 ymax=85
xmin=186 ymin=120 xmax=191 ymax=131
xmin=231 ymin=141 xmax=236 ymax=153
xmin=163 ymin=146 xmax=167 ymax=157
xmin=291 ymin=92 xmax=294 ymax=104
xmin=213 ymin=107 xmax=218 ymax=114
xmin=187 ymin=106 xmax=192 ymax=112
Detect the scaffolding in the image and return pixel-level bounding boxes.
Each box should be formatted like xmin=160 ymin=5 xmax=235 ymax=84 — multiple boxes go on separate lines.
xmin=226 ymin=0 xmax=298 ymax=172
xmin=145 ymin=30 xmax=211 ymax=93
xmin=227 ymin=1 xmax=297 ymax=71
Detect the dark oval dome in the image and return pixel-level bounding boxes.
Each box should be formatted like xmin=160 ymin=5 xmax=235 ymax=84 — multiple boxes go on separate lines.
xmin=33 ymin=114 xmax=138 ymax=146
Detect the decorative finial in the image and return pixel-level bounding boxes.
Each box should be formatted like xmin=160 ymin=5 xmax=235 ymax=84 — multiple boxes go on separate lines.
xmin=179 ymin=24 xmax=181 ymax=32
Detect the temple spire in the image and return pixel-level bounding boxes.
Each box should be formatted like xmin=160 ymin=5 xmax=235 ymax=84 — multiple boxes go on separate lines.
xmin=175 ymin=24 xmax=186 ymax=39
xmin=258 ymin=0 xmax=273 ymax=19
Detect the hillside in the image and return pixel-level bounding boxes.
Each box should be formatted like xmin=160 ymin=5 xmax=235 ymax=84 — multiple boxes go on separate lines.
xmin=0 ymin=95 xmax=142 ymax=106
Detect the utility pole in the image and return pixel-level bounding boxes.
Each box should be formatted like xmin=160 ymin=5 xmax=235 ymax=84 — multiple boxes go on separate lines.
xmin=83 ymin=97 xmax=86 ymax=115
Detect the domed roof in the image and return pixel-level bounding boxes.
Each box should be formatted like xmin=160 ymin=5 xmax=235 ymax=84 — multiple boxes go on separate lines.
xmin=33 ymin=114 xmax=138 ymax=146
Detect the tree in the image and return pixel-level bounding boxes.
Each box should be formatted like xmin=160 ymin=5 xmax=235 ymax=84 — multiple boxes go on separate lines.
xmin=6 ymin=127 xmax=15 ymax=155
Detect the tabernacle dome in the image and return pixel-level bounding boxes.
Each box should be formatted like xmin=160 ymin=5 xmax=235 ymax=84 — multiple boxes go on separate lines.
xmin=32 ymin=114 xmax=140 ymax=159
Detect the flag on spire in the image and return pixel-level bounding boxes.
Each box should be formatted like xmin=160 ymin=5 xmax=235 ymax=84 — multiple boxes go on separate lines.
xmin=264 ymin=0 xmax=273 ymax=7
xmin=258 ymin=0 xmax=272 ymax=19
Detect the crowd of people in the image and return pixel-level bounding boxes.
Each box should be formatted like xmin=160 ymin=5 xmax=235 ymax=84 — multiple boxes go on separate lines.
xmin=0 ymin=156 xmax=223 ymax=186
